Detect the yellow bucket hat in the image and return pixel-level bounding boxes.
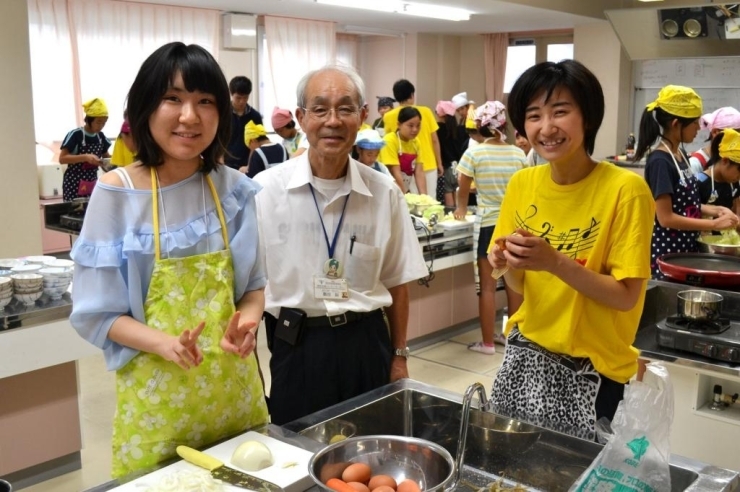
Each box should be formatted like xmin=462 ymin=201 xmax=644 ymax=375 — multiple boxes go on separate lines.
xmin=719 ymin=128 xmax=740 ymax=163
xmin=244 ymin=121 xmax=267 ymax=146
xmin=82 ymin=98 xmax=108 ymax=117
xmin=645 ymin=85 xmax=702 ymax=119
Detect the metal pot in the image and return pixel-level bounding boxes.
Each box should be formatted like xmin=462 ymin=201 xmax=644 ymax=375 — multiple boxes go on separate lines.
xmin=677 ymin=290 xmax=723 ymax=320
xmin=0 ymin=479 xmax=12 ymax=492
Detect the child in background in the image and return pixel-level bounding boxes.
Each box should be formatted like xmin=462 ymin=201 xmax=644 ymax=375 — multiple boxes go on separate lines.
xmin=373 ymin=96 xmax=395 ymax=134
xmin=110 ymin=116 xmax=135 ymax=167
xmin=244 ymin=121 xmax=288 ymax=178
xmin=355 ymin=129 xmax=391 ymax=177
xmin=454 ymin=101 xmax=526 ymax=355
xmin=379 ymin=106 xmax=427 ymax=194
xmin=634 ymin=85 xmax=738 ymax=279
xmin=436 ymin=100 xmax=463 ymax=205
xmin=696 ymin=129 xmax=740 ymax=213
xmin=689 ymin=107 xmax=740 ymax=173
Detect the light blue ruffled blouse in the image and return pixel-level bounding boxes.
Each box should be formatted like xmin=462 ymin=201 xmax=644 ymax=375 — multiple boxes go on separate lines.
xmin=70 ymin=167 xmax=266 ymax=370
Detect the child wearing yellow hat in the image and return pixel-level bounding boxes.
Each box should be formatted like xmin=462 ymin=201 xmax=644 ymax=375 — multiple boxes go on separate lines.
xmin=696 ymin=129 xmax=740 ymax=211
xmin=243 ymin=121 xmax=288 ymax=178
xmin=58 ymin=98 xmax=111 ymax=201
xmin=635 ymin=85 xmax=739 ymax=278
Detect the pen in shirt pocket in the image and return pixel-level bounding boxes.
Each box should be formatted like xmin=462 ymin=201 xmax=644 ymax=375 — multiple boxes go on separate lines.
xmin=350 ymin=234 xmax=357 ymax=254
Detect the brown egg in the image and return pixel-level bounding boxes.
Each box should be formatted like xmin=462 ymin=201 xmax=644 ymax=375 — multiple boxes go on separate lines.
xmin=397 ymin=480 xmax=421 ymax=492
xmin=347 ymin=482 xmax=371 ymax=492
xmin=342 ymin=463 xmax=372 ymax=484
xmin=368 ymin=475 xmax=398 ymax=491
xmin=372 ymin=487 xmax=396 ymax=492
xmin=319 ymin=462 xmax=351 ymax=483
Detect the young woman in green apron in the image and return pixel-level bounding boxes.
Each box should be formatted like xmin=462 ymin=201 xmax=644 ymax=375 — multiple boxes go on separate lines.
xmin=70 ymin=42 xmax=268 ymax=479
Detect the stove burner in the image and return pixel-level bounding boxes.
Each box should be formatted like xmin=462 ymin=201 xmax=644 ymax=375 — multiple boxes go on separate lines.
xmin=664 ymin=315 xmax=731 ymax=335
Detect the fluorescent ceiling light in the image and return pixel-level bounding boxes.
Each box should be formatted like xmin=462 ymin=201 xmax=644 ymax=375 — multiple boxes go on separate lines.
xmin=315 ymin=0 xmax=472 ymax=22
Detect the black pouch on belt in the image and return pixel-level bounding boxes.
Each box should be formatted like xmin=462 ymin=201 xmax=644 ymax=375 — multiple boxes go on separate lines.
xmin=275 ymin=307 xmax=307 ymax=346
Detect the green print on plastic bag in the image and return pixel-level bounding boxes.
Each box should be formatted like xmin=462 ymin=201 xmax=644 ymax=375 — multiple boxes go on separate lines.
xmin=625 ymin=436 xmax=650 ymax=467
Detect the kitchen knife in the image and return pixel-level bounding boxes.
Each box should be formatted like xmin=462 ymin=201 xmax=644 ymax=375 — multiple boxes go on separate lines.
xmin=176 ymin=445 xmax=285 ymax=492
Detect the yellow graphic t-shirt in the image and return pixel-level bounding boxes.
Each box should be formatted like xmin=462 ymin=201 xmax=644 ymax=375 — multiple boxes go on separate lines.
xmin=491 ymin=162 xmax=655 ymax=383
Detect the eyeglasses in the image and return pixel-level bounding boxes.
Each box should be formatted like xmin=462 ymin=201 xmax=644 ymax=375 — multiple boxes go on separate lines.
xmin=301 ymin=106 xmax=361 ymax=121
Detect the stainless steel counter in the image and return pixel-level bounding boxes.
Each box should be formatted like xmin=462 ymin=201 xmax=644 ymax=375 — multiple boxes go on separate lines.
xmin=0 ymin=293 xmax=72 ymax=331
xmin=284 ymin=379 xmax=739 ymax=491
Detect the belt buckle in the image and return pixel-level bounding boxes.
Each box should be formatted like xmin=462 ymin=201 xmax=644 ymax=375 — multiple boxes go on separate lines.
xmin=329 ymin=313 xmax=348 ymax=327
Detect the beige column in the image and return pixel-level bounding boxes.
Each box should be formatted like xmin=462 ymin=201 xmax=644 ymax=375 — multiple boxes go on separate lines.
xmin=0 ymin=0 xmax=43 ymax=257
xmin=574 ymin=21 xmax=633 ymax=160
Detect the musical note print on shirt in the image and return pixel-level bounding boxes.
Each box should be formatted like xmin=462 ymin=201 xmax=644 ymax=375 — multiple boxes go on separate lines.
xmin=514 ymin=205 xmax=600 ymax=260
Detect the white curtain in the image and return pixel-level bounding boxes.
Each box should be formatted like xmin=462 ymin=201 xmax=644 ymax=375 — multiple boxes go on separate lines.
xmin=28 ymin=0 xmax=220 ymax=145
xmin=28 ymin=0 xmax=77 ymax=145
xmin=336 ymin=33 xmax=359 ymax=71
xmin=263 ymin=16 xmax=336 ymax=128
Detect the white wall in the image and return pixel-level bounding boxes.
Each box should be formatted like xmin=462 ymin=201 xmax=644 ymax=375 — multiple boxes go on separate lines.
xmin=219 ymin=48 xmax=261 ymax=114
xmin=359 ymin=33 xmax=486 ymax=123
xmin=574 ymin=21 xmax=632 ymax=159
xmin=0 ymin=0 xmax=43 ymax=257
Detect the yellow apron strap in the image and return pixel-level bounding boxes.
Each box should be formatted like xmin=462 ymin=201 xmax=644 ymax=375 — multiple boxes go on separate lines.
xmin=151 ymin=169 xmax=228 ymax=260
xmin=150 ymin=167 xmax=161 ymax=261
xmin=205 ymin=174 xmax=230 ymax=248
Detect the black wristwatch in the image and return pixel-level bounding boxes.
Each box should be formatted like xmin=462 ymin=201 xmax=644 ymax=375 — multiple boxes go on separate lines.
xmin=393 ymin=347 xmax=410 ymax=358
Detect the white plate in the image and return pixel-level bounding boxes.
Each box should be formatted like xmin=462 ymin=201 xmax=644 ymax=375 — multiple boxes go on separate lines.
xmin=24 ymin=255 xmax=57 ymax=264
xmin=45 ymin=259 xmax=74 ymax=269
xmin=11 ymin=264 xmax=42 ymax=273
xmin=0 ymin=259 xmax=25 ymax=269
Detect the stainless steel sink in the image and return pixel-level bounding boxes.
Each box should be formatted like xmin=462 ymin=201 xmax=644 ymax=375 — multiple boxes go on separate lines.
xmin=284 ymin=380 xmax=739 ymax=491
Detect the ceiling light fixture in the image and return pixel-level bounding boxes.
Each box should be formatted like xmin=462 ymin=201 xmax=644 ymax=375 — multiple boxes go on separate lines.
xmin=315 ymin=0 xmax=472 ymax=22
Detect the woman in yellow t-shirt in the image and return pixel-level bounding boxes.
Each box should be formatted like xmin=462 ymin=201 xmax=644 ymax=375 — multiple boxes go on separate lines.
xmin=378 ymin=106 xmax=427 ymax=194
xmin=487 ymin=60 xmax=655 ymax=441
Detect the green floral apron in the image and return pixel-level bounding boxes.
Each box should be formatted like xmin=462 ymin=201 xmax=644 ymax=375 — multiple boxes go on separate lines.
xmin=110 ymin=169 xmax=268 ymax=479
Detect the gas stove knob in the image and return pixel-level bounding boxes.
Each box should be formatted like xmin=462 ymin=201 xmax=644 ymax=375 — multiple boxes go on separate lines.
xmin=729 ymin=349 xmax=739 ymax=362
xmin=708 ymin=345 xmax=719 ymax=358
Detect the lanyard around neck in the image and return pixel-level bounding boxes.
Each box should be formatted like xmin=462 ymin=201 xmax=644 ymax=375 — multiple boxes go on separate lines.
xmin=309 ymin=184 xmax=350 ymax=261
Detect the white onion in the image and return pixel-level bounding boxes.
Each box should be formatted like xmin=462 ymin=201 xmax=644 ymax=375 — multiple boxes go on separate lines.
xmin=230 ymin=440 xmax=274 ymax=471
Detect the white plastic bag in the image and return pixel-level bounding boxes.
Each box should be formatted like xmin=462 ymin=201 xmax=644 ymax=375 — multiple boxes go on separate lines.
xmin=569 ymin=362 xmax=674 ymax=492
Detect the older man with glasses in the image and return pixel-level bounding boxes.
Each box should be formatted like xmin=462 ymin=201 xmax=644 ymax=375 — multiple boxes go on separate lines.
xmin=254 ymin=65 xmax=428 ymax=425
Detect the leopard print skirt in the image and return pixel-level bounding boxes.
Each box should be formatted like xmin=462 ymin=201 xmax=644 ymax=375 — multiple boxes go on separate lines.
xmin=489 ymin=327 xmax=601 ymax=441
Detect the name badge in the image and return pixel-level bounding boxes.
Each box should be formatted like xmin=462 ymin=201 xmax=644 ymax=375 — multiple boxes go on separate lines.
xmin=314 ymin=276 xmax=350 ymax=300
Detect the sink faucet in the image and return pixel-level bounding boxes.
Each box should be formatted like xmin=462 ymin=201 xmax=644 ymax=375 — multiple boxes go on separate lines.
xmin=455 ymin=382 xmax=489 ymax=485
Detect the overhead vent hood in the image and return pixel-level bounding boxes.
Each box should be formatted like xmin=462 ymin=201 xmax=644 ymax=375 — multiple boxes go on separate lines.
xmin=605 ymin=3 xmax=740 ymax=59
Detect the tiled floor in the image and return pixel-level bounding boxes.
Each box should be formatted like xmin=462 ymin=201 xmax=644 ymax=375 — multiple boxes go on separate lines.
xmin=22 ymin=323 xmax=502 ymax=491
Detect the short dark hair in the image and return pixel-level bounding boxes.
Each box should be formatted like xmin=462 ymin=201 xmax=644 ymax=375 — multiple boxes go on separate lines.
xmin=508 ymin=59 xmax=604 ymax=155
xmin=84 ymin=116 xmax=95 ymax=126
xmin=283 ymin=120 xmax=296 ymax=130
xmin=229 ymin=76 xmax=252 ymax=96
xmin=398 ymin=106 xmax=421 ymax=124
xmin=127 ymin=42 xmax=231 ymax=173
xmin=393 ymin=79 xmax=415 ymax=103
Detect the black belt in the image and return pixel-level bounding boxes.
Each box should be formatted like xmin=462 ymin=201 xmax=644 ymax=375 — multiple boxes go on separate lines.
xmin=304 ymin=309 xmax=381 ymax=328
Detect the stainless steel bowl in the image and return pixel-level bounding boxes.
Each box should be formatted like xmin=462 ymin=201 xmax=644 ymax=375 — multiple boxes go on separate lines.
xmin=683 ymin=18 xmax=702 ymax=37
xmin=697 ymin=236 xmax=740 ymax=257
xmin=677 ymin=290 xmax=723 ymax=320
xmin=467 ymin=409 xmax=541 ymax=456
xmin=299 ymin=419 xmax=357 ymax=445
xmin=308 ymin=435 xmax=454 ymax=492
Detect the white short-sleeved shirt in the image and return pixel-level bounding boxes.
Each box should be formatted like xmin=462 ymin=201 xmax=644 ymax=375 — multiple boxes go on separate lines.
xmin=254 ymin=151 xmax=428 ymax=317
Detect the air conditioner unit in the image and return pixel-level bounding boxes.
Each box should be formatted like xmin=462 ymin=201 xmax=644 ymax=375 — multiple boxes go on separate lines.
xmin=222 ymin=13 xmax=257 ymax=50
xmin=512 ymin=38 xmax=535 ymax=46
